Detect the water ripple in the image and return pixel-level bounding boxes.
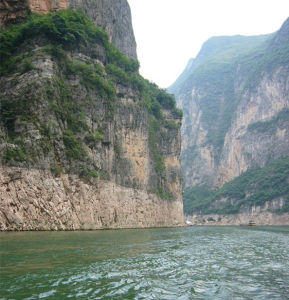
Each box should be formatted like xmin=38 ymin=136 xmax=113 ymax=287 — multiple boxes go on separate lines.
xmin=1 ymin=227 xmax=289 ymax=299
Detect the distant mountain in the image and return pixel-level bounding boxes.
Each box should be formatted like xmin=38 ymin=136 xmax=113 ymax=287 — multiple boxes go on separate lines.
xmin=168 ymin=34 xmax=272 ymax=95
xmin=170 ymin=17 xmax=289 ymax=221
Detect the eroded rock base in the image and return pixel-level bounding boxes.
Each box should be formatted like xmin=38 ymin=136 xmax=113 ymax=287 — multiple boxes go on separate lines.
xmin=0 ymin=167 xmax=184 ymax=231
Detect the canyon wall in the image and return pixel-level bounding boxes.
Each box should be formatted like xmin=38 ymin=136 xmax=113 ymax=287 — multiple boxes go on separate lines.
xmin=169 ymin=18 xmax=289 ymax=219
xmin=0 ymin=167 xmax=183 ymax=230
xmin=0 ymin=2 xmax=183 ymax=230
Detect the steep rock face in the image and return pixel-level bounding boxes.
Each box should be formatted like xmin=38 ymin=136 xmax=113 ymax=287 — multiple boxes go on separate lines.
xmin=0 ymin=167 xmax=183 ymax=230
xmin=179 ymin=64 xmax=289 ymax=189
xmin=217 ymin=67 xmax=289 ymax=186
xmin=68 ymin=0 xmax=137 ymax=59
xmin=170 ymin=17 xmax=289 ymax=216
xmin=0 ymin=10 xmax=183 ymax=230
xmin=0 ymin=0 xmax=137 ymax=58
xmin=173 ymin=34 xmax=284 ymax=188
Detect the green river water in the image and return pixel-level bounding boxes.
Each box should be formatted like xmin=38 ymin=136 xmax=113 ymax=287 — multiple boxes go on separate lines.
xmin=0 ymin=226 xmax=289 ymax=299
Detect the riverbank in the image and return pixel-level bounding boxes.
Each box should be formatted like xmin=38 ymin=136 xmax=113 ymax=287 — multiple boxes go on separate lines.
xmin=187 ymin=212 xmax=289 ymax=226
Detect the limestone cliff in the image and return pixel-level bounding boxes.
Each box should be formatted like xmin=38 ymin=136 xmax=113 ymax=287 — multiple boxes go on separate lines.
xmin=0 ymin=168 xmax=183 ymax=230
xmin=0 ymin=0 xmax=137 ymax=58
xmin=170 ymin=17 xmax=289 ymax=219
xmin=0 ymin=6 xmax=183 ymax=230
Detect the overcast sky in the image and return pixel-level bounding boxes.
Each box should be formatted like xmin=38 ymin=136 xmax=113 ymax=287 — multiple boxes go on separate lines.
xmin=127 ymin=0 xmax=289 ymax=88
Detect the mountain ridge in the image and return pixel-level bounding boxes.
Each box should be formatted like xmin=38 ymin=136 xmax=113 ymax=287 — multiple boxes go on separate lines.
xmin=168 ymin=33 xmax=273 ymax=95
xmin=170 ymin=17 xmax=289 ymax=221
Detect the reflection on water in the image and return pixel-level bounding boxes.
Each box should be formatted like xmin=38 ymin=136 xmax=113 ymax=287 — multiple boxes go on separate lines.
xmin=1 ymin=227 xmax=289 ymax=299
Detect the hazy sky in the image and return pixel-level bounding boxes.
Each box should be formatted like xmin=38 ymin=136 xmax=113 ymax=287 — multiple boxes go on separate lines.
xmin=128 ymin=0 xmax=289 ymax=88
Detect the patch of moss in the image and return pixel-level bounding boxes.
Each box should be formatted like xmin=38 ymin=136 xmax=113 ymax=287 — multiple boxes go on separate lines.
xmin=0 ymin=96 xmax=37 ymax=136
xmin=105 ymin=64 xmax=130 ymax=85
xmin=79 ymin=167 xmax=99 ymax=179
xmin=114 ymin=143 xmax=121 ymax=158
xmin=84 ymin=131 xmax=103 ymax=146
xmin=63 ymin=129 xmax=86 ymax=160
xmin=4 ymin=146 xmax=26 ymax=162
xmin=21 ymin=58 xmax=35 ymax=74
xmin=164 ymin=120 xmax=180 ymax=130
xmin=50 ymin=164 xmax=63 ymax=177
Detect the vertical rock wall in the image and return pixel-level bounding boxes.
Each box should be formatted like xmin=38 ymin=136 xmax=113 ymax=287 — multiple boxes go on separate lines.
xmin=172 ymin=20 xmax=289 ymax=190
xmin=0 ymin=2 xmax=184 ymax=230
xmin=0 ymin=168 xmax=184 ymax=231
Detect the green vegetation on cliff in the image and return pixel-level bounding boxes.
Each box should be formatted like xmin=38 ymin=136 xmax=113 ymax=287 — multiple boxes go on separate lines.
xmin=183 ymin=157 xmax=289 ymax=215
xmin=0 ymin=9 xmax=139 ymax=74
xmin=248 ymin=108 xmax=289 ymax=133
xmin=0 ymin=8 xmax=181 ymax=118
xmin=0 ymin=9 xmax=181 ymax=199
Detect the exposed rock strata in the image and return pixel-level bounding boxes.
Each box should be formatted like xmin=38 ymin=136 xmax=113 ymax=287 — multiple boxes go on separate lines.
xmin=0 ymin=3 xmax=183 ymax=230
xmin=216 ymin=66 xmax=289 ymax=187
xmin=0 ymin=45 xmax=183 ymax=230
xmin=68 ymin=0 xmax=137 ymax=58
xmin=170 ymin=18 xmax=289 ymax=217
xmin=0 ymin=167 xmax=184 ymax=231
xmin=175 ymin=50 xmax=289 ymax=189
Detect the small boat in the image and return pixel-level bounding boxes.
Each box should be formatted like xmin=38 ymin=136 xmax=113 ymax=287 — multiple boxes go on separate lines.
xmin=248 ymin=220 xmax=256 ymax=226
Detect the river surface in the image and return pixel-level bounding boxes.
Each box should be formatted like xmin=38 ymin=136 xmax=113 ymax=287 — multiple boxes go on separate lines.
xmin=1 ymin=226 xmax=289 ymax=299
